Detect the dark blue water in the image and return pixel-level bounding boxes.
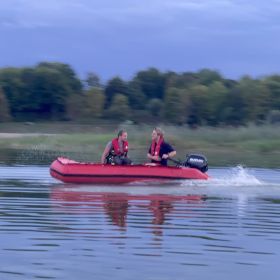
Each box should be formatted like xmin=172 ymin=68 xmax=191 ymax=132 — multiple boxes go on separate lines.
xmin=0 ymin=163 xmax=279 ymax=280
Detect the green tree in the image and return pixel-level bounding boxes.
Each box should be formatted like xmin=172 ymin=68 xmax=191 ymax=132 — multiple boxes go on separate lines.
xmin=164 ymin=87 xmax=190 ymax=124
xmin=104 ymin=77 xmax=127 ymax=108
xmin=166 ymin=71 xmax=199 ymax=89
xmin=37 ymin=62 xmax=82 ymax=92
xmin=146 ymin=98 xmax=164 ymax=117
xmin=196 ymin=69 xmax=222 ymax=86
xmin=0 ymin=68 xmax=23 ymax=117
xmin=219 ymin=76 xmax=271 ymax=125
xmin=262 ymin=75 xmax=280 ymax=110
xmin=30 ymin=66 xmax=79 ymax=118
xmin=222 ymin=86 xmax=248 ymax=126
xmin=84 ymin=72 xmax=101 ymax=89
xmin=133 ymin=68 xmax=166 ymax=100
xmin=188 ymin=85 xmax=209 ymax=126
xmin=127 ymin=80 xmax=146 ymax=109
xmin=0 ymin=88 xmax=11 ymax=121
xmin=84 ymin=88 xmax=105 ymax=118
xmin=106 ymin=94 xmax=130 ymax=120
xmin=235 ymin=76 xmax=270 ymax=123
xmin=66 ymin=93 xmax=85 ymax=120
xmin=205 ymin=81 xmax=228 ymax=125
xmin=0 ymin=63 xmax=82 ymax=120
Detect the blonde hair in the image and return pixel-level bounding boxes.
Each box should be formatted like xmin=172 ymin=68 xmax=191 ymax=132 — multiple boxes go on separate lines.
xmin=154 ymin=127 xmax=164 ymax=137
xmin=117 ymin=129 xmax=126 ymax=137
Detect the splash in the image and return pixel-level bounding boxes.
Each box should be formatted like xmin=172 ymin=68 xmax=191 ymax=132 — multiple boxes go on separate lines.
xmin=180 ymin=165 xmax=280 ymax=198
xmin=212 ymin=165 xmax=262 ymax=187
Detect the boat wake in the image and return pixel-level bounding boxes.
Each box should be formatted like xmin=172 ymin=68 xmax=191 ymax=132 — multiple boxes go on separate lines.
xmin=208 ymin=165 xmax=263 ymax=186
xmin=0 ymin=165 xmax=279 ymax=198
xmin=180 ymin=165 xmax=280 ymax=198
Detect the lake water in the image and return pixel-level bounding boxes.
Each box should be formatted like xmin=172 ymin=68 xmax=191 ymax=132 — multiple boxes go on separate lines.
xmin=0 ymin=153 xmax=280 ymax=280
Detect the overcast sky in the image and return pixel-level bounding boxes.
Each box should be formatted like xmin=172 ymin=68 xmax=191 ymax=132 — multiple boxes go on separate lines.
xmin=1 ymin=0 xmax=280 ymax=81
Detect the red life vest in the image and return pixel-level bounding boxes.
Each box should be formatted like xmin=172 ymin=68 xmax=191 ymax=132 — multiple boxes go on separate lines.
xmin=151 ymin=136 xmax=163 ymax=156
xmin=112 ymin=138 xmax=129 ymax=156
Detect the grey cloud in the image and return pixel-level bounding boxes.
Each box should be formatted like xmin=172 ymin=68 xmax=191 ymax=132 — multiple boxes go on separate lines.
xmin=1 ymin=0 xmax=278 ymax=28
xmin=1 ymin=0 xmax=279 ymax=38
xmin=0 ymin=0 xmax=279 ymax=79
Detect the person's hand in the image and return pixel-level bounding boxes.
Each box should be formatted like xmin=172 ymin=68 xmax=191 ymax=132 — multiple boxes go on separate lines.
xmin=162 ymin=154 xmax=169 ymax=159
xmin=152 ymin=155 xmax=160 ymax=161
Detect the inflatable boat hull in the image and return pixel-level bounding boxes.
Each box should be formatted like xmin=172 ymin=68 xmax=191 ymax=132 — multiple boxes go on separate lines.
xmin=50 ymin=157 xmax=209 ymax=184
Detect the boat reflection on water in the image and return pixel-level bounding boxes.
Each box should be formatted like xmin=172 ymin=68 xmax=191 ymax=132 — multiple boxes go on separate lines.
xmin=50 ymin=184 xmax=207 ymax=235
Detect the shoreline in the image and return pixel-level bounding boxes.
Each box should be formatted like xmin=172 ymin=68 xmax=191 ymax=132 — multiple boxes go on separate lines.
xmin=0 ymin=122 xmax=279 ymax=168
xmin=0 ymin=133 xmax=56 ymax=138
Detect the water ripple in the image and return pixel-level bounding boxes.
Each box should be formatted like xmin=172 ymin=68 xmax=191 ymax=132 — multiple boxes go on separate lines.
xmin=0 ymin=166 xmax=280 ymax=280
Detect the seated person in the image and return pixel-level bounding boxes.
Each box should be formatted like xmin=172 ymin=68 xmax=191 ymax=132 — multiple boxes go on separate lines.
xmin=147 ymin=127 xmax=176 ymax=166
xmin=101 ymin=130 xmax=132 ymax=165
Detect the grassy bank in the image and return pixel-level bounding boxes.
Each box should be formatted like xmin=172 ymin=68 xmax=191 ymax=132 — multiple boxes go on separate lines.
xmin=0 ymin=122 xmax=279 ymax=168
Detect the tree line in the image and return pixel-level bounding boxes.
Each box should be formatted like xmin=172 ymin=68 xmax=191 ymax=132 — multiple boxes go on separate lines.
xmin=0 ymin=62 xmax=279 ymax=126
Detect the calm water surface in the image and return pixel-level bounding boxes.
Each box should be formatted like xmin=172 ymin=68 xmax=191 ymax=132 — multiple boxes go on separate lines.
xmin=0 ymin=153 xmax=279 ymax=280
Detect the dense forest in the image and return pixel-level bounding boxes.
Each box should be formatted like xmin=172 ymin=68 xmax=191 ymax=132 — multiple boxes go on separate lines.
xmin=0 ymin=62 xmax=279 ymax=126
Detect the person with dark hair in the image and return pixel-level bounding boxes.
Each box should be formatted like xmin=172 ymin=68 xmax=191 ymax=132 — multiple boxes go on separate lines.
xmin=147 ymin=127 xmax=176 ymax=166
xmin=101 ymin=130 xmax=132 ymax=165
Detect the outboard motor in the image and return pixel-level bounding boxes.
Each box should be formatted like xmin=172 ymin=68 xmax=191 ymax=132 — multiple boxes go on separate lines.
xmin=185 ymin=154 xmax=208 ymax=173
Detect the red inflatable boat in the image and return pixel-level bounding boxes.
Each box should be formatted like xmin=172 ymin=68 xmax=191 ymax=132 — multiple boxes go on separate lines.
xmin=50 ymin=157 xmax=209 ymax=184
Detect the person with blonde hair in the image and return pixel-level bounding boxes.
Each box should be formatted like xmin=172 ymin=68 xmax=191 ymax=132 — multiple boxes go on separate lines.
xmin=147 ymin=127 xmax=176 ymax=166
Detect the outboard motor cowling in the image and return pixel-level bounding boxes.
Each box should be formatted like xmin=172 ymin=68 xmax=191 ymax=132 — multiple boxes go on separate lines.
xmin=185 ymin=154 xmax=208 ymax=173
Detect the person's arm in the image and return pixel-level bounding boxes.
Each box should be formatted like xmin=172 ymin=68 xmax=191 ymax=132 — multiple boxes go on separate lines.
xmin=101 ymin=142 xmax=112 ymax=164
xmin=162 ymin=150 xmax=176 ymax=159
xmin=161 ymin=143 xmax=176 ymax=159
xmin=147 ymin=145 xmax=160 ymax=161
xmin=147 ymin=153 xmax=160 ymax=161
